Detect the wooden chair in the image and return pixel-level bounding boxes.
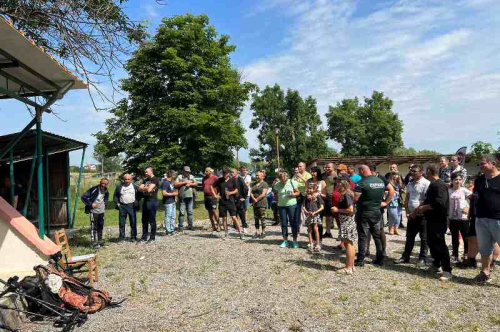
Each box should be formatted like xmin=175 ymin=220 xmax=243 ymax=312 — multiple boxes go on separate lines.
xmin=53 ymin=229 xmax=99 ymax=286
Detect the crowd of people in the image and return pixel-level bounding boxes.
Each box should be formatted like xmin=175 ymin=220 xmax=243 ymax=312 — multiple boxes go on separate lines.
xmin=80 ymin=154 xmax=500 ymax=283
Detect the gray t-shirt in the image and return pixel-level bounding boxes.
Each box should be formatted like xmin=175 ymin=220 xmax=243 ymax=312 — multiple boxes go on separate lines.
xmin=91 ymin=190 xmax=106 ymax=214
xmin=176 ymin=174 xmax=195 ymax=198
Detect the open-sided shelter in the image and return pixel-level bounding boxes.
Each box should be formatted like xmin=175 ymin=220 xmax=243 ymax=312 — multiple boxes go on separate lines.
xmin=0 ymin=16 xmax=86 ymax=278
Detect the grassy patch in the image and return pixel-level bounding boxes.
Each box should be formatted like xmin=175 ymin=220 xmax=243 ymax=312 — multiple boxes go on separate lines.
xmin=489 ymin=315 xmax=500 ymax=326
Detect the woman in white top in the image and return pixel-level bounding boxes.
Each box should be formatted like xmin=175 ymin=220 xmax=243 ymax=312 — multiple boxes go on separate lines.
xmin=448 ymin=173 xmax=471 ymax=262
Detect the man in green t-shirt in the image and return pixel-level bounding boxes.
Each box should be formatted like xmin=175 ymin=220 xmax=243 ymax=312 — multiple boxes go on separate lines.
xmin=293 ymin=162 xmax=312 ymax=194
xmin=354 ymin=165 xmax=393 ymax=266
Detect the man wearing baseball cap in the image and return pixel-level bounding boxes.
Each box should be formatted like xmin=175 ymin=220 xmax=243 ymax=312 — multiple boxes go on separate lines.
xmin=174 ymin=166 xmax=198 ymax=231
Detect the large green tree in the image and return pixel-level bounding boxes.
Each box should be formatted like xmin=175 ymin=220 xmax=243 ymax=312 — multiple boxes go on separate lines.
xmin=249 ymin=84 xmax=336 ymax=171
xmin=326 ymin=91 xmax=403 ymax=156
xmin=94 ymin=14 xmax=255 ymax=173
xmin=470 ymin=141 xmax=498 ymax=162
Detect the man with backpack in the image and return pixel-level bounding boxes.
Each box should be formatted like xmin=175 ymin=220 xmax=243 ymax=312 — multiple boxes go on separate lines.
xmin=81 ymin=178 xmax=109 ymax=248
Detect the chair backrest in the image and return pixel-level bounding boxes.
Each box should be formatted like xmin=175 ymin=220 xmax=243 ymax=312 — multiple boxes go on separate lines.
xmin=53 ymin=229 xmax=72 ymax=263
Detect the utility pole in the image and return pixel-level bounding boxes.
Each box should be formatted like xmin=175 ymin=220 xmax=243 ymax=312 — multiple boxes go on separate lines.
xmin=275 ymin=128 xmax=280 ymax=172
xmin=236 ymin=148 xmax=240 ymax=169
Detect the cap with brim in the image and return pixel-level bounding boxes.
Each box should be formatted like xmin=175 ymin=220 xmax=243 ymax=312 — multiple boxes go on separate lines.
xmin=184 ymin=166 xmax=191 ymax=172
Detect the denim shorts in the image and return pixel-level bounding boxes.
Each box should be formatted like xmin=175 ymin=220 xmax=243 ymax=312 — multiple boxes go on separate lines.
xmin=244 ymin=196 xmax=250 ymax=209
xmin=476 ymin=217 xmax=500 ymax=256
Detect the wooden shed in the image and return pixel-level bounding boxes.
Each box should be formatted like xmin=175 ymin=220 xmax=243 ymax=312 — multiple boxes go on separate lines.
xmin=0 ymin=130 xmax=87 ymax=230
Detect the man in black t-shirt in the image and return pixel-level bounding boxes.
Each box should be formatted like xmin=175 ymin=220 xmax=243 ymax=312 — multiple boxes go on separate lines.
xmin=472 ymin=155 xmax=500 ymax=283
xmin=139 ymin=167 xmax=160 ymax=243
xmin=415 ymin=164 xmax=451 ymax=281
xmin=211 ymin=168 xmax=244 ymax=239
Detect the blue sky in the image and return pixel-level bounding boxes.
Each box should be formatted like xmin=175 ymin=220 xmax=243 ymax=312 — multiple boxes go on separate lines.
xmin=2 ymin=0 xmax=500 ymax=166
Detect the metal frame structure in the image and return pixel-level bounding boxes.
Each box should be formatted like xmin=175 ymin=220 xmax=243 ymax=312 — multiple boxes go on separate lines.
xmin=0 ymin=17 xmax=86 ymax=238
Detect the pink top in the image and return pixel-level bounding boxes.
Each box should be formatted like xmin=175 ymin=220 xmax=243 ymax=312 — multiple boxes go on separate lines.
xmin=448 ymin=187 xmax=472 ymax=221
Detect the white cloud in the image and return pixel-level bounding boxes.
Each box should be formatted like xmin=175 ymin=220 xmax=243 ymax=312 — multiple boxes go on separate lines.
xmin=242 ymin=0 xmax=500 ymax=155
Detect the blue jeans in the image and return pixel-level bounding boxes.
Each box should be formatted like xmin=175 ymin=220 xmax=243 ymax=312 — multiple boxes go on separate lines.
xmin=164 ymin=203 xmax=176 ymax=233
xmin=387 ymin=206 xmax=402 ymax=227
xmin=279 ymin=204 xmax=299 ymax=240
xmin=178 ymin=197 xmax=194 ymax=229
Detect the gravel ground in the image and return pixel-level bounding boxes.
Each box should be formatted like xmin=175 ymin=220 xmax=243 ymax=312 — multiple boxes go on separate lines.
xmin=23 ymin=217 xmax=500 ymax=332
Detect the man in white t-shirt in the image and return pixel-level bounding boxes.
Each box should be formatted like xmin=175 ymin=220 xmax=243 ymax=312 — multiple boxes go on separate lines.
xmin=239 ymin=166 xmax=252 ymax=231
xmin=394 ymin=164 xmax=430 ymax=267
xmin=113 ymin=174 xmax=140 ymax=241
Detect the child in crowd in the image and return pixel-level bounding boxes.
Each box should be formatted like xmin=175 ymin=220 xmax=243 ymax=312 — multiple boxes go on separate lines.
xmin=302 ymin=183 xmax=324 ymax=252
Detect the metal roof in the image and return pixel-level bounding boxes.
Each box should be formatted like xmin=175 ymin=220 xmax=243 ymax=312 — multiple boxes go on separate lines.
xmin=0 ymin=17 xmax=86 ymax=100
xmin=309 ymin=154 xmax=471 ymax=167
xmin=0 ymin=130 xmax=87 ymax=164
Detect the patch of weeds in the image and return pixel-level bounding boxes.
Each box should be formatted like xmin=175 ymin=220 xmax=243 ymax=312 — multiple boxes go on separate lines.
xmin=327 ymin=308 xmax=340 ymax=316
xmin=489 ymin=315 xmax=500 ymax=325
xmin=272 ymin=264 xmax=282 ymax=275
xmin=130 ymin=282 xmax=137 ymax=297
xmin=338 ymin=295 xmax=349 ymax=302
xmin=125 ymin=253 xmax=139 ymax=260
xmin=369 ymin=293 xmax=382 ymax=304
xmin=220 ymin=270 xmax=231 ymax=277
xmin=111 ymin=274 xmax=121 ymax=282
xmin=467 ymin=323 xmax=481 ymax=332
xmin=139 ymin=276 xmax=149 ymax=293
xmin=148 ymin=267 xmax=160 ymax=274
xmin=391 ymin=280 xmax=399 ymax=286
xmin=455 ymin=304 xmax=468 ymax=314
xmin=423 ymin=308 xmax=431 ymax=315
xmin=409 ymin=280 xmax=421 ymax=292
xmin=427 ymin=318 xmax=438 ymax=328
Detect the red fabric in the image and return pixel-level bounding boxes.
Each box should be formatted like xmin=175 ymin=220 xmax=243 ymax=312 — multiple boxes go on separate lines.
xmin=59 ymin=286 xmax=88 ymax=311
xmin=332 ymin=180 xmax=355 ymax=225
xmin=332 ymin=180 xmax=355 ymax=207
xmin=202 ymin=174 xmax=218 ymax=196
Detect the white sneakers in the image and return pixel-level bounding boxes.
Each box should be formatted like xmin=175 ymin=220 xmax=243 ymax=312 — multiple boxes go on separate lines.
xmin=439 ymin=271 xmax=452 ymax=282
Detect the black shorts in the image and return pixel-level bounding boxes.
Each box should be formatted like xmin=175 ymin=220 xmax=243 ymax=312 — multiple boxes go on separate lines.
xmin=204 ymin=196 xmax=218 ymax=211
xmin=321 ymin=199 xmax=333 ymax=217
xmin=219 ymin=201 xmax=236 ymax=217
xmin=468 ymin=218 xmax=476 ymax=237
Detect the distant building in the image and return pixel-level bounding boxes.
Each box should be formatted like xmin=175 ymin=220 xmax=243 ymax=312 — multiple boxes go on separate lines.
xmin=308 ymin=154 xmax=479 ymax=179
xmin=84 ymin=164 xmax=97 ymax=171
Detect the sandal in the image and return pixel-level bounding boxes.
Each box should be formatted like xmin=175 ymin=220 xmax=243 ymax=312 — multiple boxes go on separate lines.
xmin=336 ymin=267 xmax=353 ymax=275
